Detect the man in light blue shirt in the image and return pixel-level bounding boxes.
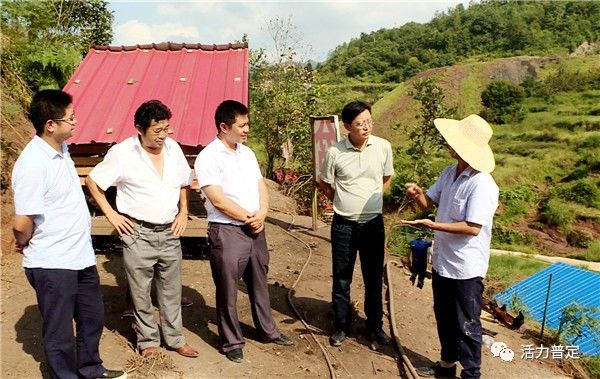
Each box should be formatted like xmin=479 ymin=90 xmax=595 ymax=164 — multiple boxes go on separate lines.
xmin=12 ymin=90 xmax=125 ymax=379
xmin=402 ymin=115 xmax=499 ymax=379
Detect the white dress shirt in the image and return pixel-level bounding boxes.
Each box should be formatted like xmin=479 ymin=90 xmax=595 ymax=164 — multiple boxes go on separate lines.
xmin=89 ymin=135 xmax=192 ymax=224
xmin=12 ymin=136 xmax=95 ymax=269
xmin=426 ymin=164 xmax=499 ymax=279
xmin=194 ymin=137 xmax=262 ymax=225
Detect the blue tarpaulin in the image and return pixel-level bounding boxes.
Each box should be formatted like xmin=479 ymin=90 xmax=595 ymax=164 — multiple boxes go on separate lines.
xmin=495 ymin=262 xmax=600 ymax=356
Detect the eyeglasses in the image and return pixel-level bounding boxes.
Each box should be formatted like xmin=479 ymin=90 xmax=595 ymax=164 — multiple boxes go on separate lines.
xmin=351 ymin=118 xmax=373 ymax=129
xmin=149 ymin=127 xmax=170 ymax=135
xmin=52 ymin=113 xmax=77 ymax=125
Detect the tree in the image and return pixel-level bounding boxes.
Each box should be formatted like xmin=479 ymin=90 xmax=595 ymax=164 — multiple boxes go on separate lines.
xmin=249 ymin=16 xmax=320 ymax=203
xmin=407 ymin=77 xmax=456 ymax=181
xmin=388 ymin=77 xmax=456 ymax=206
xmin=556 ymin=302 xmax=600 ymax=345
xmin=481 ymin=80 xmax=526 ymax=124
xmin=1 ymin=0 xmax=113 ymax=94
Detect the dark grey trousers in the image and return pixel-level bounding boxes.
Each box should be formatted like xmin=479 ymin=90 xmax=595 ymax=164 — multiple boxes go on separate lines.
xmin=207 ymin=223 xmax=280 ymax=352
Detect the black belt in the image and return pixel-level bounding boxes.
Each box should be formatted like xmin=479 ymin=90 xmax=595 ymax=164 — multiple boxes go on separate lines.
xmin=208 ymin=221 xmax=243 ymax=227
xmin=126 ymin=215 xmax=171 ymax=231
xmin=333 ymin=213 xmax=382 ymax=227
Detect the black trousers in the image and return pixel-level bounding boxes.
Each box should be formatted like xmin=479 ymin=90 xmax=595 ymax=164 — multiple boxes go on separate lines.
xmin=208 ymin=223 xmax=280 ymax=353
xmin=25 ymin=266 xmax=105 ymax=379
xmin=432 ymin=270 xmax=483 ymax=379
xmin=331 ymin=213 xmax=385 ymax=333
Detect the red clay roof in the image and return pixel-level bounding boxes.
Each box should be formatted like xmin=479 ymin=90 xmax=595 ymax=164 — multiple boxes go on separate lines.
xmin=63 ymin=42 xmax=248 ymax=147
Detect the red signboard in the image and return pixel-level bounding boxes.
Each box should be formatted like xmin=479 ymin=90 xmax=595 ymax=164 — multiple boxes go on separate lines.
xmin=311 ymin=115 xmax=340 ymax=184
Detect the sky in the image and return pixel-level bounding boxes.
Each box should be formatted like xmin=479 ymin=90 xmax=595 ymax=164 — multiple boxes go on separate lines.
xmin=109 ymin=1 xmax=469 ymax=62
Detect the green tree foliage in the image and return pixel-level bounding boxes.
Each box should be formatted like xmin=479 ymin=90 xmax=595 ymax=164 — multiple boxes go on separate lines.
xmin=1 ymin=0 xmax=113 ymax=94
xmin=481 ymin=80 xmax=526 ymax=124
xmin=249 ymin=17 xmax=319 ymax=199
xmin=319 ymin=1 xmax=600 ymax=83
xmin=556 ymin=302 xmax=600 ymax=345
xmin=407 ymin=78 xmax=456 ymax=182
xmin=388 ymin=78 xmax=455 ymax=204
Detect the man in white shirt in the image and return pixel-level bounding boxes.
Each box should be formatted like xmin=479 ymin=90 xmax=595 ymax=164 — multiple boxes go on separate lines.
xmin=319 ymin=100 xmax=394 ymax=347
xmin=194 ymin=100 xmax=292 ymax=363
xmin=12 ymin=90 xmax=125 ymax=379
xmin=85 ymin=100 xmax=198 ymax=359
xmin=403 ymin=115 xmax=499 ymax=379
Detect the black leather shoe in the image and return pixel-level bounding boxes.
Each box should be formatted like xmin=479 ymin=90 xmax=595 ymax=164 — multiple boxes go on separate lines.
xmin=365 ymin=329 xmax=391 ymax=345
xmin=95 ymin=370 xmax=127 ymax=379
xmin=416 ymin=362 xmax=457 ymax=378
xmin=225 ymin=348 xmax=243 ymax=363
xmin=271 ymin=334 xmax=294 ymax=346
xmin=329 ymin=330 xmax=346 ymax=346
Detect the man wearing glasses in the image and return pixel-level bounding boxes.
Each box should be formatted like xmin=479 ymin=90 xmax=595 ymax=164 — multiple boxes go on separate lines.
xmin=12 ymin=89 xmax=126 ymax=378
xmin=85 ymin=100 xmax=198 ymax=358
xmin=319 ymin=100 xmax=394 ymax=347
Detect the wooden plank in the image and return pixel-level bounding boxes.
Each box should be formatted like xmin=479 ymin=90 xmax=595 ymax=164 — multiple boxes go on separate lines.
xmin=91 ymin=215 xmax=208 ymax=237
xmin=68 ymin=143 xmax=112 ymax=156
xmin=72 ymin=156 xmax=104 ymax=166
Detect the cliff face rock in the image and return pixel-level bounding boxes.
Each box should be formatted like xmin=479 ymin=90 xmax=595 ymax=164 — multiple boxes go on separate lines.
xmin=570 ymin=41 xmax=600 ymax=57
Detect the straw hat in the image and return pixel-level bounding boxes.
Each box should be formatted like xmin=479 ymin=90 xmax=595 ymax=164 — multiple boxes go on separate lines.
xmin=433 ymin=114 xmax=495 ymax=173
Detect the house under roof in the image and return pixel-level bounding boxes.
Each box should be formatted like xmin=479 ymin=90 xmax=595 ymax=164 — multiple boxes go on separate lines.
xmin=63 ymin=42 xmax=249 ymax=149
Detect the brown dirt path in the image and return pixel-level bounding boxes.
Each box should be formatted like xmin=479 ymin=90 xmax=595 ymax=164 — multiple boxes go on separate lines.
xmin=0 ymin=211 xmax=573 ymax=378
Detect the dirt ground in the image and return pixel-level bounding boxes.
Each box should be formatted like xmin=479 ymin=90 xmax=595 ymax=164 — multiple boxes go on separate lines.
xmin=0 ymin=210 xmax=577 ymax=378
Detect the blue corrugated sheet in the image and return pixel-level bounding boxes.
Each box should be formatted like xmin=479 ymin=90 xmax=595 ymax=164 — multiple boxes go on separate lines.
xmin=495 ymin=262 xmax=600 ymax=356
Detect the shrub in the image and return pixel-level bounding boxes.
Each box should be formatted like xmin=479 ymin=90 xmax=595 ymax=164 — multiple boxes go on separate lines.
xmin=509 ymin=293 xmax=531 ymax=318
xmin=520 ymin=76 xmax=549 ymax=98
xmin=498 ymin=185 xmax=537 ymax=223
xmin=541 ymin=198 xmax=575 ymax=232
xmin=528 ymin=105 xmax=548 ymax=113
xmin=588 ymin=107 xmax=600 ymax=116
xmin=556 ymin=302 xmax=600 ymax=345
xmin=577 ymin=135 xmax=600 ymax=150
xmin=584 ymin=240 xmax=600 ymax=262
xmin=481 ymin=80 xmax=526 ymax=124
xmin=566 ymin=229 xmax=593 ymax=248
xmin=551 ymin=179 xmax=600 ymax=209
xmin=492 ymin=224 xmax=530 ymax=245
xmin=553 ymin=120 xmax=583 ymax=131
xmin=545 ymin=66 xmax=600 ymax=93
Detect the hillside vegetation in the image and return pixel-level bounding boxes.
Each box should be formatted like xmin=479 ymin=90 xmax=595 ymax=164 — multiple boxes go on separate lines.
xmin=377 ymin=55 xmax=600 ymax=259
xmin=318 ymin=1 xmax=599 ymax=83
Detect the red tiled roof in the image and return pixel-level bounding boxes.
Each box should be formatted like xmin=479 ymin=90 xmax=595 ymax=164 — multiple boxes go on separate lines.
xmin=63 ymin=42 xmax=248 ymax=147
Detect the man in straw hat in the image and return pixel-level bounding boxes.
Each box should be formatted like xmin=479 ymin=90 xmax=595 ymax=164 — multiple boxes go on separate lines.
xmin=402 ymin=114 xmax=499 ymax=379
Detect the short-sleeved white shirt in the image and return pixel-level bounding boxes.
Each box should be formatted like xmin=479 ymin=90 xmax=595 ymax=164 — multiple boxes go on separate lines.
xmin=320 ymin=135 xmax=394 ymax=222
xmin=89 ymin=135 xmax=192 ymax=224
xmin=426 ymin=164 xmax=499 ymax=279
xmin=194 ymin=137 xmax=262 ymax=225
xmin=12 ymin=136 xmax=95 ymax=269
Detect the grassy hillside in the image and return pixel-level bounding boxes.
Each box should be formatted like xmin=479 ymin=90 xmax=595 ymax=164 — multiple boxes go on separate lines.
xmin=318 ymin=1 xmax=599 ymax=83
xmin=377 ymin=55 xmax=600 ymax=259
